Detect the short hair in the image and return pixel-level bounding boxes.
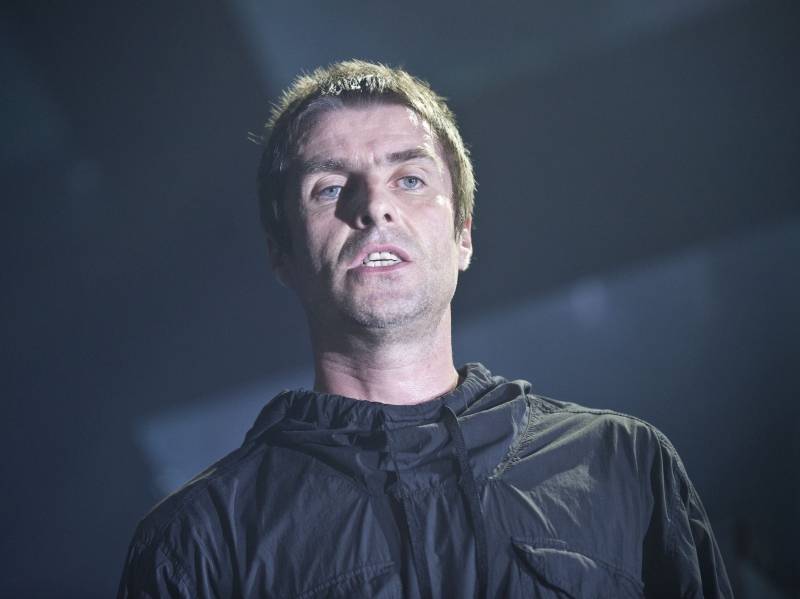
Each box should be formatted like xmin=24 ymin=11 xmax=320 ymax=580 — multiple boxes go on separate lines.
xmin=256 ymin=60 xmax=475 ymax=254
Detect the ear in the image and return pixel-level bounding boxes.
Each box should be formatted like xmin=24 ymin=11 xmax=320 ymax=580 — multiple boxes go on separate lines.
xmin=457 ymin=218 xmax=473 ymax=271
xmin=267 ymin=235 xmax=293 ymax=289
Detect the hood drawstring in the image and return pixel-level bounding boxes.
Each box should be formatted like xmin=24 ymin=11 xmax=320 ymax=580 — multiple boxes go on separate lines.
xmin=399 ymin=493 xmax=435 ymax=599
xmin=442 ymin=405 xmax=489 ymax=599
xmin=384 ymin=411 xmax=435 ymax=599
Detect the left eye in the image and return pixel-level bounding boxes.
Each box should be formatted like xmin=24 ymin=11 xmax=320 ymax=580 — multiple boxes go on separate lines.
xmin=399 ymin=176 xmax=424 ymax=190
xmin=317 ymin=185 xmax=342 ymax=200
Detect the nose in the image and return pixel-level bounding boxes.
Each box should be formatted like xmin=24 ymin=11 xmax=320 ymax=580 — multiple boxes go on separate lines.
xmin=351 ymin=180 xmax=396 ymax=229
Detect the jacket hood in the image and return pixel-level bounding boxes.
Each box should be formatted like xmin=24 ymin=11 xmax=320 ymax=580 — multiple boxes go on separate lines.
xmin=242 ymin=362 xmax=532 ymax=492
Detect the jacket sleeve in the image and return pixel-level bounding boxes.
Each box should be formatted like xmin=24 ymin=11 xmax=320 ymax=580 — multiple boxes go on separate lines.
xmin=642 ymin=430 xmax=733 ymax=598
xmin=117 ymin=538 xmax=196 ymax=599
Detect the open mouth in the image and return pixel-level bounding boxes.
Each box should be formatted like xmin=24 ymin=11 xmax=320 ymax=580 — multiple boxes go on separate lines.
xmin=362 ymin=251 xmax=403 ymax=268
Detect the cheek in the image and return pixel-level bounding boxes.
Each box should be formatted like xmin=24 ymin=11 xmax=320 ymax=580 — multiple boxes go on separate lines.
xmin=433 ymin=194 xmax=453 ymax=211
xmin=430 ymin=224 xmax=462 ymax=267
xmin=301 ymin=221 xmax=342 ymax=271
xmin=433 ymin=196 xmax=457 ymax=239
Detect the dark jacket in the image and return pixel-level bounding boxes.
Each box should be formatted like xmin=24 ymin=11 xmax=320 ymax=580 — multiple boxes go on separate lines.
xmin=118 ymin=363 xmax=732 ymax=598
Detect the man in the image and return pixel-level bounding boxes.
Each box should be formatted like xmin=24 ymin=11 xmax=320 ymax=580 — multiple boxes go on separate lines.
xmin=118 ymin=61 xmax=732 ymax=598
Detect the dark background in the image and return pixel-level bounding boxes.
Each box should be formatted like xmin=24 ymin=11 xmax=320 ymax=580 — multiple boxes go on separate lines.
xmin=2 ymin=1 xmax=798 ymax=597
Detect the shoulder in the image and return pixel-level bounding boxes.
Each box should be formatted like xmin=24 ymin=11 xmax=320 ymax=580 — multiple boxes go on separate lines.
xmin=503 ymin=393 xmax=699 ymax=534
xmin=129 ymin=440 xmax=265 ymax=553
xmin=129 ymin=391 xmax=297 ymax=548
xmin=126 ymin=418 xmax=366 ymax=555
xmin=122 ymin=429 xmax=320 ymax=596
xmin=509 ymin=393 xmax=687 ymax=484
xmin=118 ymin=441 xmax=268 ymax=597
xmin=531 ymin=394 xmax=669 ymax=445
xmin=475 ymin=365 xmax=674 ymax=459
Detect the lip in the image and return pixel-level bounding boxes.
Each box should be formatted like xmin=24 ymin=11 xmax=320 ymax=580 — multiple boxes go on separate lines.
xmin=348 ymin=244 xmax=412 ymax=270
xmin=350 ymin=260 xmax=410 ymax=275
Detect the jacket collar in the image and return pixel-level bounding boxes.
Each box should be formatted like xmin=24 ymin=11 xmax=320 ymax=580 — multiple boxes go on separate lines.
xmin=244 ymin=363 xmax=504 ymax=440
xmin=242 ymin=363 xmax=533 ymax=485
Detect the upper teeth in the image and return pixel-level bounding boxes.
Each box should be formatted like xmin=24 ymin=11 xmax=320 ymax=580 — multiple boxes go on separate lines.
xmin=363 ymin=251 xmax=401 ymax=266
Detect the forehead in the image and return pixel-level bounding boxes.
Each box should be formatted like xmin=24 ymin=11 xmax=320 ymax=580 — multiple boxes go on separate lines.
xmin=295 ymin=103 xmax=443 ymax=165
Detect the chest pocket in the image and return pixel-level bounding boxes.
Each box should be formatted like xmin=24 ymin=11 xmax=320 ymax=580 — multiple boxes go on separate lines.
xmin=290 ymin=561 xmax=402 ymax=599
xmin=510 ymin=538 xmax=644 ymax=599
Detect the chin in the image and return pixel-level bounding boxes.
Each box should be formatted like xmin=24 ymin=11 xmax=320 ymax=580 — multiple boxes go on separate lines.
xmin=344 ymin=308 xmax=420 ymax=330
xmin=342 ymin=293 xmax=449 ymax=332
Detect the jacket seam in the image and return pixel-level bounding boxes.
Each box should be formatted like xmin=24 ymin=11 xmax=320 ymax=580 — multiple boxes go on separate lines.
xmin=511 ymin=536 xmax=644 ymax=590
xmin=653 ymin=428 xmax=692 ymax=556
xmin=538 ymin=404 xmax=656 ymax=429
xmin=290 ymin=560 xmax=394 ymax=599
xmin=491 ymin=394 xmax=541 ymax=479
xmin=390 ymin=476 xmax=490 ymax=499
xmin=156 ymin=541 xmax=197 ymax=596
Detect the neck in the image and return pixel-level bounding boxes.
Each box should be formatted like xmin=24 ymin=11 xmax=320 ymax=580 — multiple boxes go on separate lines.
xmin=309 ymin=308 xmax=459 ymax=405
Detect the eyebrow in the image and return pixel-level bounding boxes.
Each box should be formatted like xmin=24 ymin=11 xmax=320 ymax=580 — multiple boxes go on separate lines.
xmin=296 ymin=147 xmax=439 ymax=177
xmin=385 ymin=147 xmax=439 ymax=165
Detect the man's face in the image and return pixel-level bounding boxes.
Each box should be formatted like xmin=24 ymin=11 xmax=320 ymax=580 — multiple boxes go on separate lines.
xmin=272 ymin=102 xmax=472 ymax=334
